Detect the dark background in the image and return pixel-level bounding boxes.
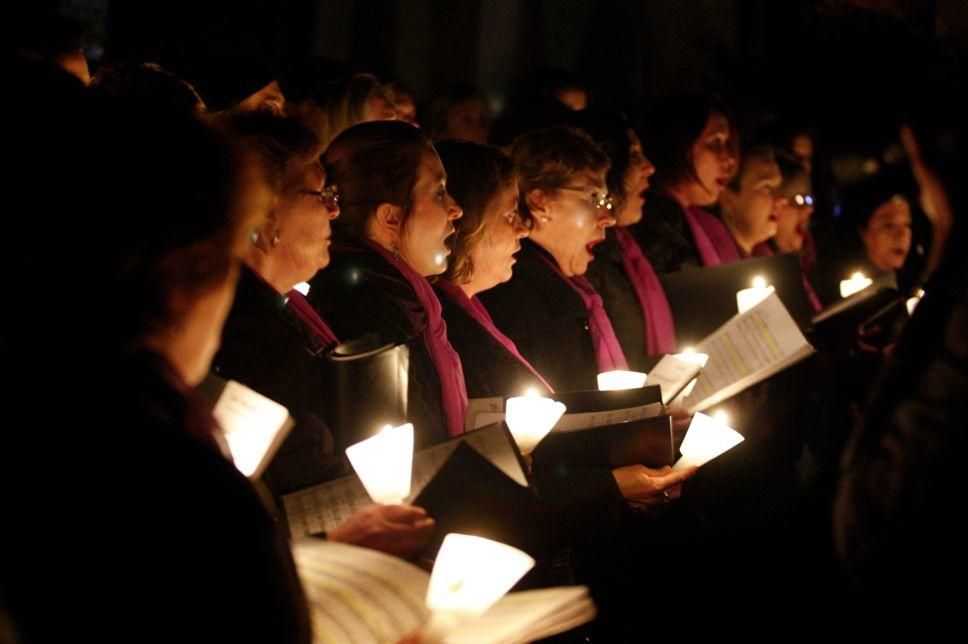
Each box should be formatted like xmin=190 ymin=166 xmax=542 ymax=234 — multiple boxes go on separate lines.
xmin=22 ymin=1 xmax=968 ymax=175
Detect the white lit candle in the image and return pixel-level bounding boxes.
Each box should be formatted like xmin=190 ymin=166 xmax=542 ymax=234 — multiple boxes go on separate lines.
xmin=906 ymin=288 xmax=925 ymax=316
xmin=840 ymin=271 xmax=873 ymax=298
xmin=504 ymin=390 xmax=566 ymax=455
xmin=426 ymin=534 xmax=535 ymax=619
xmin=672 ymin=411 xmax=744 ymax=470
xmin=736 ymin=275 xmax=775 ymax=314
xmin=672 ymin=348 xmax=710 ymax=400
xmin=597 ymin=370 xmax=648 ymax=391
xmin=344 ymin=423 xmax=414 ymax=505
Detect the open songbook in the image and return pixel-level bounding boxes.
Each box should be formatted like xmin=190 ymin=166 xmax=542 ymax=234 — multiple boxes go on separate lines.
xmin=199 ymin=375 xmax=294 ymax=480
xmin=283 ymin=422 xmax=530 ymax=539
xmin=466 ymin=386 xmax=664 ymax=433
xmin=681 ymin=291 xmax=815 ymax=412
xmin=645 ymin=354 xmax=706 ymax=406
xmin=292 ymin=539 xmax=596 ymax=644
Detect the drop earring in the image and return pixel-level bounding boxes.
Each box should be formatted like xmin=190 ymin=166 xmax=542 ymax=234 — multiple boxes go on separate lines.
xmin=271 ymin=229 xmax=281 ymax=247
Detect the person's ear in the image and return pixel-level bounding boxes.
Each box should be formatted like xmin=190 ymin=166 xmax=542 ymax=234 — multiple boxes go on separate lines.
xmin=368 ymin=202 xmax=405 ymax=247
xmin=251 ymin=212 xmax=280 ymax=252
xmin=526 ymin=188 xmax=551 ymax=224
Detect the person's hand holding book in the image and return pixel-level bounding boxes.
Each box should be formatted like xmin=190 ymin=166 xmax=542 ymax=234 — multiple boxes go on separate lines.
xmin=328 ymin=504 xmax=436 ymax=558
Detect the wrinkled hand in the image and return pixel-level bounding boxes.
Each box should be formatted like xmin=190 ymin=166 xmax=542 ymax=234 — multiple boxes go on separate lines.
xmin=328 ymin=505 xmax=435 ymax=559
xmin=666 ymin=406 xmax=693 ymax=445
xmin=612 ymin=464 xmax=698 ymax=511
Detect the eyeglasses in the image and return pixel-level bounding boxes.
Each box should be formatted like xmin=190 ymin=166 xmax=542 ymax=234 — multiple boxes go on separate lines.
xmin=790 ymin=193 xmax=814 ymax=207
xmin=303 ymin=184 xmax=341 ymax=209
xmin=559 ymin=186 xmax=614 ymax=212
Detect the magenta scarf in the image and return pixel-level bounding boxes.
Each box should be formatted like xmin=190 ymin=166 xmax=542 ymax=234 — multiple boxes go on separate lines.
xmin=286 ymin=290 xmax=340 ymax=348
xmin=534 ymin=251 xmax=629 ymax=372
xmin=364 ymin=240 xmax=468 ymax=437
xmin=435 ymin=280 xmax=555 ymax=394
xmin=613 ymin=228 xmax=677 ymax=356
xmin=683 ymin=205 xmax=741 ymax=266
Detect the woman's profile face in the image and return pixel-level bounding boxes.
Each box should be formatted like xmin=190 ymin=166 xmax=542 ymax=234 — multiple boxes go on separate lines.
xmin=398 ymin=152 xmax=463 ymax=276
xmin=531 ymin=168 xmax=615 ymax=276
xmin=676 ymin=111 xmax=736 ymax=207
xmin=275 ymin=163 xmax=340 ymax=286
xmin=466 ymin=184 xmax=529 ymax=291
xmin=617 ymin=130 xmax=655 ymax=226
xmin=861 ymin=197 xmax=912 ymax=272
xmin=775 ymin=175 xmax=814 ymax=252
xmin=724 ymin=156 xmax=783 ymax=248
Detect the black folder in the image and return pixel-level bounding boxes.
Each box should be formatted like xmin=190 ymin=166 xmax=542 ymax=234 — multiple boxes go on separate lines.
xmin=531 ymin=414 xmax=676 ymax=471
xmin=659 ymin=252 xmax=812 ymax=346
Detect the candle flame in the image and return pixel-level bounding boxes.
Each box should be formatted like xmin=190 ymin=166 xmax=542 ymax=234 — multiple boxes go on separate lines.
xmin=752 ymin=276 xmax=767 ymax=288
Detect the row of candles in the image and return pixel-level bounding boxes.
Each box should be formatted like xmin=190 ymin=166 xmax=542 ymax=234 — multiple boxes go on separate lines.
xmin=340 ymin=269 xmax=919 ymax=627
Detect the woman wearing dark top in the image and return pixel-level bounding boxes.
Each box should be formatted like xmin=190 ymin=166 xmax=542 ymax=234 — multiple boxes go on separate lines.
xmin=214 ymin=113 xmax=435 ymax=556
xmin=630 ymin=94 xmax=740 ymax=273
xmin=435 ymin=139 xmax=695 ymax=514
xmin=308 ymin=121 xmax=465 ymax=447
xmin=1 ymin=88 xmax=309 ymax=641
xmin=479 ymin=126 xmax=629 ymax=392
xmin=578 ymin=109 xmax=677 ymax=369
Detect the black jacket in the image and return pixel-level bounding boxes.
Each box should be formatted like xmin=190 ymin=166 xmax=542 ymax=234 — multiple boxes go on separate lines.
xmin=584 ymin=229 xmax=648 ymax=371
xmin=213 ymin=266 xmax=346 ymax=496
xmin=627 ymin=193 xmax=703 ymax=274
xmin=435 ymin=284 xmax=550 ymax=398
xmin=307 ymin=239 xmax=449 ymax=448
xmin=1 ymin=352 xmax=311 ymax=642
xmin=478 ymin=239 xmax=599 ymax=393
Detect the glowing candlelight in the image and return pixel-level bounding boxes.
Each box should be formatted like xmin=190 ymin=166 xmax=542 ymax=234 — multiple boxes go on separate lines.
xmin=672 ymin=412 xmax=744 ymax=471
xmin=906 ymin=288 xmax=925 ymax=316
xmin=426 ymin=534 xmax=535 ymax=619
xmin=674 ymin=348 xmax=709 ymax=367
xmin=840 ymin=271 xmax=873 ymax=298
xmin=344 ymin=423 xmax=414 ymax=505
xmin=504 ymin=390 xmax=566 ymax=455
xmin=736 ymin=275 xmax=775 ymax=314
xmin=597 ymin=370 xmax=648 ymax=391
xmin=292 ymin=281 xmax=310 ymax=295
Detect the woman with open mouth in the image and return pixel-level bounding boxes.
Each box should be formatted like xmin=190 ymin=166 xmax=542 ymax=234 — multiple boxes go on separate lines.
xmin=629 ymin=93 xmax=741 ymax=274
xmin=578 ymin=109 xmax=679 ymax=370
xmin=307 ymin=120 xmax=466 ymax=446
xmin=719 ymin=142 xmax=785 ymax=258
xmin=478 ymin=126 xmax=629 ymax=392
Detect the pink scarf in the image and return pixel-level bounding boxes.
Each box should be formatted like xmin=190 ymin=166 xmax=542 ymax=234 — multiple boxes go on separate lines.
xmin=613 ymin=228 xmax=677 ymax=356
xmin=286 ymin=290 xmax=340 ymax=348
xmin=364 ymin=240 xmax=468 ymax=437
xmin=683 ymin=206 xmax=741 ymax=266
xmin=435 ymin=280 xmax=555 ymax=393
xmin=534 ymin=251 xmax=629 ymax=372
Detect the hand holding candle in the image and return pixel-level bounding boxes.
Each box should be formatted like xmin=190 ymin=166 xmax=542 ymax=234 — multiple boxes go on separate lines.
xmin=672 ymin=411 xmax=744 ymax=471
xmin=504 ymin=390 xmax=566 ymax=455
xmin=345 ymin=423 xmax=414 ymax=505
xmin=736 ymin=275 xmax=775 ymax=314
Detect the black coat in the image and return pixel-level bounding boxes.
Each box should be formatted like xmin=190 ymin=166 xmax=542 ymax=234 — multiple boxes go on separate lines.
xmin=307 ymin=239 xmax=449 ymax=448
xmin=584 ymin=229 xmax=648 ymax=372
xmin=435 ymin=284 xmax=550 ymax=398
xmin=213 ymin=266 xmax=346 ymax=496
xmin=478 ymin=239 xmax=599 ymax=393
xmin=627 ymin=193 xmax=703 ymax=274
xmin=2 ymin=352 xmax=311 ymax=642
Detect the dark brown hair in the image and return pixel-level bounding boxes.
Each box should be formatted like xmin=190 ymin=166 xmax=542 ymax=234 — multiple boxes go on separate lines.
xmin=508 ymin=125 xmax=610 ymax=222
xmin=322 ymin=120 xmax=435 ymax=239
xmin=642 ymin=94 xmax=736 ymax=195
xmin=436 ymin=140 xmax=518 ymax=283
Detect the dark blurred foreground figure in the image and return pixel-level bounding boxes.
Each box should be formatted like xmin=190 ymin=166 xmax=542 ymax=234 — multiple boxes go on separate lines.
xmin=0 ymin=61 xmax=310 ymax=641
xmin=834 ymin=125 xmax=965 ymax=625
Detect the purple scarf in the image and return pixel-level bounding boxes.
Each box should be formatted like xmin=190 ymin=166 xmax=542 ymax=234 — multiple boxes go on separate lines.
xmin=364 ymin=240 xmax=468 ymax=437
xmin=286 ymin=290 xmax=340 ymax=348
xmin=435 ymin=280 xmax=555 ymax=394
xmin=613 ymin=227 xmax=677 ymax=356
xmin=683 ymin=205 xmax=741 ymax=266
xmin=534 ymin=251 xmax=629 ymax=373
